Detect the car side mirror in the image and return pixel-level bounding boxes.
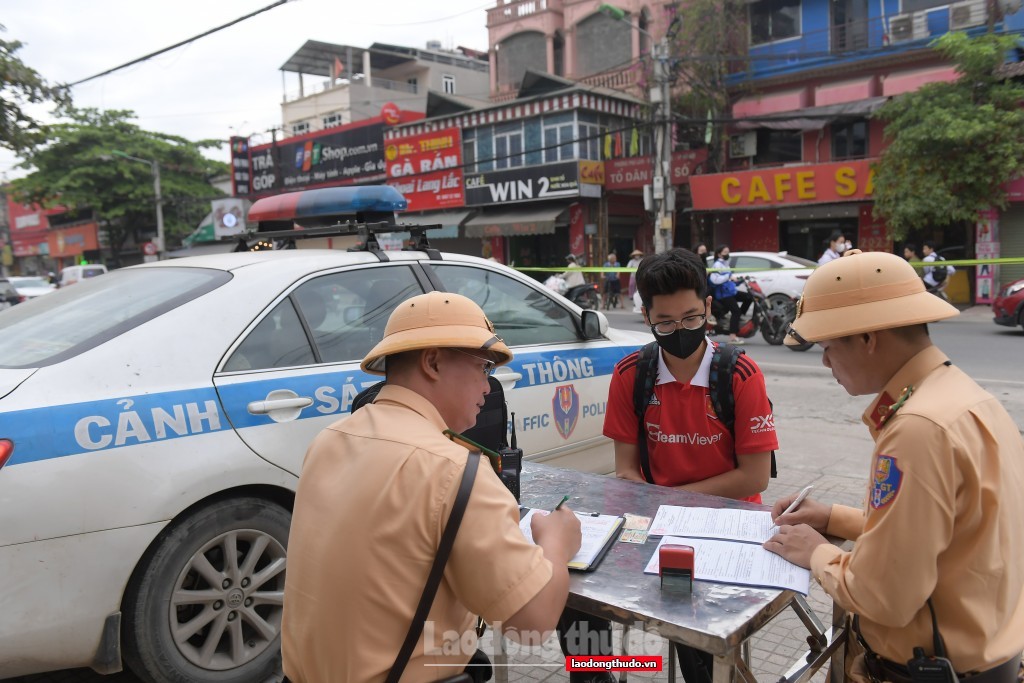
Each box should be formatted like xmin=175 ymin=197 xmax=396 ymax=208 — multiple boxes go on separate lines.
xmin=581 ymin=310 xmax=607 ymax=339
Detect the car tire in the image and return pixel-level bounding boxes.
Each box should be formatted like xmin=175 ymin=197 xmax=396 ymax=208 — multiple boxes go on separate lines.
xmin=123 ymin=497 xmax=289 ymax=683
xmin=766 ymin=293 xmax=794 ymax=316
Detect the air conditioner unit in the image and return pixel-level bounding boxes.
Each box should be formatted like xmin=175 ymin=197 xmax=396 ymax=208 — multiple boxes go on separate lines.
xmin=950 ymin=0 xmax=985 ymax=30
xmin=888 ymin=14 xmax=916 ymax=42
xmin=729 ymin=132 xmax=757 ymax=159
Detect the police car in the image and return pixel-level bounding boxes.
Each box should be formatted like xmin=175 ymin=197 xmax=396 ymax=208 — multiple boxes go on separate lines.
xmin=0 ymin=186 xmax=648 ymax=682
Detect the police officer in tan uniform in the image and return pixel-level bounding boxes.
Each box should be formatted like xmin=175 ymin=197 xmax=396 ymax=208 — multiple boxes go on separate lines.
xmin=765 ymin=251 xmax=1024 ymax=683
xmin=282 ymin=292 xmax=582 ymax=683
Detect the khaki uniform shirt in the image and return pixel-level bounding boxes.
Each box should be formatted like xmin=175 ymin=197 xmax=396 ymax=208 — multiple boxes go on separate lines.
xmin=810 ymin=346 xmax=1024 ymax=673
xmin=282 ymin=385 xmax=552 ymax=683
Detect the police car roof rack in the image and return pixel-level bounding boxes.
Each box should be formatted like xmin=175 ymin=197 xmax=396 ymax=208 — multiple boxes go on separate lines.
xmin=231 ymin=221 xmax=444 ymax=263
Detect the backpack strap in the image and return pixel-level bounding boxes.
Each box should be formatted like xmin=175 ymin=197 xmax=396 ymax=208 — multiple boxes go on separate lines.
xmin=632 ymin=341 xmax=660 ymax=483
xmin=709 ymin=343 xmax=778 ymax=478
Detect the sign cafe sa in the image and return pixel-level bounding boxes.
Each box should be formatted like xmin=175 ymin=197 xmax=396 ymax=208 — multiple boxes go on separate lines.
xmin=689 ymin=159 xmax=876 ymax=210
xmin=385 ymin=127 xmax=464 ymax=211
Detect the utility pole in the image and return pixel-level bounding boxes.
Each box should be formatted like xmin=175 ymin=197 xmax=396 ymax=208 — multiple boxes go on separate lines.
xmin=650 ymin=36 xmax=674 ymax=253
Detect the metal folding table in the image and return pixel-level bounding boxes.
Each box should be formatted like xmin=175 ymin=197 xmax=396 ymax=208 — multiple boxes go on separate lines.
xmin=494 ymin=463 xmax=847 ymax=683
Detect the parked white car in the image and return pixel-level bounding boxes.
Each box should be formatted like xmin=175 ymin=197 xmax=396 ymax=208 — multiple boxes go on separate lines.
xmin=8 ymin=275 xmax=57 ymax=300
xmin=0 ymin=246 xmax=648 ymax=681
xmin=633 ymin=251 xmax=816 ymax=314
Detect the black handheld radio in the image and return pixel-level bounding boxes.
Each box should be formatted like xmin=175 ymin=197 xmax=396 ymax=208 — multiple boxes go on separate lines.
xmin=498 ymin=412 xmax=523 ymax=502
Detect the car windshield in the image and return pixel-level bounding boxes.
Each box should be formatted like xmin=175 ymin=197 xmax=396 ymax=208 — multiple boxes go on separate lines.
xmin=0 ymin=267 xmax=230 ymax=368
xmin=12 ymin=277 xmax=51 ymax=288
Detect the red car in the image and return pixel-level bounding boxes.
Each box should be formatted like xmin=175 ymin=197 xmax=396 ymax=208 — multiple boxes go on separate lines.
xmin=993 ymin=277 xmax=1024 ymax=330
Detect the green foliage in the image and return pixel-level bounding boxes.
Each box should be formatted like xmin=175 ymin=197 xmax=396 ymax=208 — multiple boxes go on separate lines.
xmin=668 ymin=0 xmax=748 ymax=171
xmin=0 ymin=25 xmax=70 ymax=154
xmin=872 ymin=32 xmax=1024 ymax=239
xmin=11 ymin=108 xmax=228 ymax=260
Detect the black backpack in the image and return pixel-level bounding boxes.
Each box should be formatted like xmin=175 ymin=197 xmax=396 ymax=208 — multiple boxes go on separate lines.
xmin=931 ymin=255 xmax=950 ymax=284
xmin=631 ymin=341 xmax=777 ymax=483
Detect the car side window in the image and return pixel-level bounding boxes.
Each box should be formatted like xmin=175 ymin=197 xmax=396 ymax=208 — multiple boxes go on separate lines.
xmin=734 ymin=256 xmax=774 ymax=271
xmin=292 ymin=266 xmax=424 ymax=363
xmin=224 ymin=266 xmax=424 ymax=371
xmin=224 ymin=298 xmax=315 ymax=371
xmin=429 ymin=264 xmax=578 ymax=347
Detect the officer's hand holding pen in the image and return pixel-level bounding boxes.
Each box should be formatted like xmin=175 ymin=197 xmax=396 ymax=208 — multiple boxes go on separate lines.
xmin=771 ymin=486 xmax=832 ymax=534
xmin=532 ymin=500 xmax=582 ymax=561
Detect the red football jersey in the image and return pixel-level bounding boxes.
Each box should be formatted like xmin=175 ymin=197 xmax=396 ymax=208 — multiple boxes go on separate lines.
xmin=603 ymin=341 xmax=778 ymax=503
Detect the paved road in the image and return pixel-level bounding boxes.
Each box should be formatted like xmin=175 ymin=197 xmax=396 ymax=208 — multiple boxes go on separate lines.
xmin=8 ymin=306 xmax=1021 ymax=683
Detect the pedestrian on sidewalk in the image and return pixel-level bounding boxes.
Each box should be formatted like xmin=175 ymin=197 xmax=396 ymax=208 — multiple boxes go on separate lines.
xmin=767 ymin=250 xmax=1024 ymax=683
xmin=627 ymin=248 xmax=644 ymax=301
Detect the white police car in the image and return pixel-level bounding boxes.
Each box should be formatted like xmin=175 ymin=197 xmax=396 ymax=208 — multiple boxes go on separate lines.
xmin=0 ymin=186 xmax=648 ymax=682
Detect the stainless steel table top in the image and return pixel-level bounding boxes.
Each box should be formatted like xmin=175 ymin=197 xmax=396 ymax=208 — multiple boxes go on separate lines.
xmin=520 ymin=462 xmax=796 ymax=655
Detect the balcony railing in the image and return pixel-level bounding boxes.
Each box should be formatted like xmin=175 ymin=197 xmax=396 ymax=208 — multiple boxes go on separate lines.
xmin=282 ymin=76 xmax=418 ymax=103
xmin=487 ymin=0 xmax=563 ymax=27
xmin=744 ymin=0 xmax=990 ymax=78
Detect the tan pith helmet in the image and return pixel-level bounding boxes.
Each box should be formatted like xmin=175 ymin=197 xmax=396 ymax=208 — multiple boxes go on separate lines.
xmin=785 ymin=250 xmax=958 ymax=346
xmin=360 ymin=291 xmax=513 ymax=374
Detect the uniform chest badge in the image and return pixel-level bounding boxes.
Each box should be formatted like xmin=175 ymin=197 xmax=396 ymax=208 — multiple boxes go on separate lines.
xmin=870 ymin=455 xmax=903 ymax=510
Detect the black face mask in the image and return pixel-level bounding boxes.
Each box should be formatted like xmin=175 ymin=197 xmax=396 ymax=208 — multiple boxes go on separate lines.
xmin=654 ymin=325 xmax=706 ymax=360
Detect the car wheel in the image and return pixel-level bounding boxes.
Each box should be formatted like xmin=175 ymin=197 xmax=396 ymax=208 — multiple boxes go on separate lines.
xmin=766 ymin=293 xmax=794 ymax=316
xmin=123 ymin=497 xmax=289 ymax=683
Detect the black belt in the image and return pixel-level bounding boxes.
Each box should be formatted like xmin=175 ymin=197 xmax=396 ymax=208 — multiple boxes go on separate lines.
xmin=864 ymin=651 xmax=1022 ymax=683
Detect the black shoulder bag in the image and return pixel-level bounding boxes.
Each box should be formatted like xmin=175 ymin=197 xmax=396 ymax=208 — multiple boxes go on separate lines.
xmin=385 ymin=453 xmax=481 ymax=683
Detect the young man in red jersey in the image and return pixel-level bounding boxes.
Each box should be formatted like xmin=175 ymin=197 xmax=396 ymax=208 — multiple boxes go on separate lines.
xmin=601 ymin=248 xmax=778 ymax=683
xmin=605 ymin=247 xmax=777 ymax=502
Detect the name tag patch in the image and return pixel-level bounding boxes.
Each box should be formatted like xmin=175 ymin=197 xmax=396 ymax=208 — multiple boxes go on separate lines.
xmin=871 ymin=455 xmax=903 ymax=510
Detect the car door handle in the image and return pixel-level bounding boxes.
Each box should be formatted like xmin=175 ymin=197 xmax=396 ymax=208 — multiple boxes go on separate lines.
xmin=494 ymin=370 xmax=522 ymax=390
xmin=247 ymin=396 xmax=314 ymax=414
xmin=494 ymin=370 xmax=523 ymax=382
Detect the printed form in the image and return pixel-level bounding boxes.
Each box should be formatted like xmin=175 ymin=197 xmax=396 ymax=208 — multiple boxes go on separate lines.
xmin=648 ymin=505 xmax=780 ymax=543
xmin=644 ymin=535 xmax=811 ymax=594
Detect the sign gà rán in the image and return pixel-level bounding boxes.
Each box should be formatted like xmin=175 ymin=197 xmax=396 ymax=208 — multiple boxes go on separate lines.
xmin=385 ymin=127 xmax=464 ymax=211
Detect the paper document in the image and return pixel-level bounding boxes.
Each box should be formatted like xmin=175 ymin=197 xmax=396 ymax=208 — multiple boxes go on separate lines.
xmin=644 ymin=536 xmax=810 ymax=595
xmin=520 ymin=509 xmax=623 ymax=571
xmin=649 ymin=505 xmax=779 ymax=543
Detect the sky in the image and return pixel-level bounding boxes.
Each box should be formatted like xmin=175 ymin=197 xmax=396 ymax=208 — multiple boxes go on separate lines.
xmin=0 ymin=0 xmax=494 ymax=179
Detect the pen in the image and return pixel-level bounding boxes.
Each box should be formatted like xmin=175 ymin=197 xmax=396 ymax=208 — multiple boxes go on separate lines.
xmin=553 ymin=495 xmax=570 ymax=512
xmin=779 ymin=485 xmax=814 ymax=518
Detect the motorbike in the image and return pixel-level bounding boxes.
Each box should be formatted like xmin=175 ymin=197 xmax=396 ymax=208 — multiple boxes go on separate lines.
xmin=543 ymin=275 xmax=601 ymax=309
xmin=710 ymin=275 xmax=808 ymax=348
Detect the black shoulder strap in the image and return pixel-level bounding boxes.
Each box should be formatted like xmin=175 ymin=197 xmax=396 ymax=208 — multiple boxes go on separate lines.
xmin=387 ymin=453 xmax=480 ymax=683
xmin=709 ymin=343 xmax=778 ymax=478
xmin=709 ymin=343 xmax=743 ymax=431
xmin=632 ymin=342 xmax=660 ymax=483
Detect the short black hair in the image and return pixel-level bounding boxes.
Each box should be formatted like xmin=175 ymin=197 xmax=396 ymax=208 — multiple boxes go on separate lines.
xmin=923 ymin=239 xmax=938 ymax=251
xmin=636 ymin=248 xmax=707 ymax=310
xmin=904 ymin=242 xmax=918 ymax=254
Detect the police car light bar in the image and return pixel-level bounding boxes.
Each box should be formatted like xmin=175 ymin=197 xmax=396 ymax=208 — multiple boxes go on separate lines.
xmin=248 ymin=186 xmax=408 ymax=230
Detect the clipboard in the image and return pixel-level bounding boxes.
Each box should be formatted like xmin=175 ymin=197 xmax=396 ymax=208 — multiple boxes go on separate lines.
xmin=519 ymin=508 xmax=624 ymax=573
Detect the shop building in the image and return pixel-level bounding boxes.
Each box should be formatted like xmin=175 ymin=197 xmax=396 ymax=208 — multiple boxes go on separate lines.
xmin=698 ymin=0 xmax=1024 ymax=302
xmin=3 ymin=200 xmax=102 ymax=276
xmin=383 ymin=72 xmax=654 ymax=271
xmin=279 ymin=41 xmax=490 ymax=137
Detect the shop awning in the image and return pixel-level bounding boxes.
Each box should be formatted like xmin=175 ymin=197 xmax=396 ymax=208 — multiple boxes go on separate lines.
xmin=734 ymin=96 xmax=889 ymax=131
xmin=464 ymin=205 xmax=568 ymax=238
xmin=393 ymin=209 xmax=475 ymax=239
